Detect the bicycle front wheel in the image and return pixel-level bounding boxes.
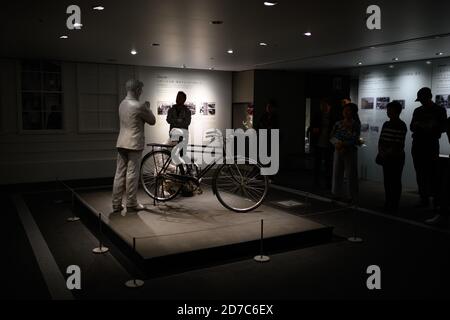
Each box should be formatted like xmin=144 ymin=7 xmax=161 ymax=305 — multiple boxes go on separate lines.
xmin=213 ymin=160 xmax=269 ymax=213
xmin=140 ymin=149 xmax=183 ymax=202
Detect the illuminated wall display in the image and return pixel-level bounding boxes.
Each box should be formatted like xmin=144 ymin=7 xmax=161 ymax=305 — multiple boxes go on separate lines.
xmin=356 ymin=59 xmax=450 ymax=188
xmin=137 ymin=67 xmax=232 ymax=150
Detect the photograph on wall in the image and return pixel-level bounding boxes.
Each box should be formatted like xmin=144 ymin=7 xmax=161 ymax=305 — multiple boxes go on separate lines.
xmin=157 ymin=101 xmax=172 ymax=115
xmin=361 ymin=97 xmax=374 ymax=110
xmin=200 ymin=102 xmax=216 ymax=116
xmin=186 ymin=102 xmax=197 ymax=115
xmin=435 ymin=94 xmax=450 ymax=109
xmin=376 ymin=97 xmax=390 ymax=110
xmin=393 ymin=99 xmax=406 ymax=109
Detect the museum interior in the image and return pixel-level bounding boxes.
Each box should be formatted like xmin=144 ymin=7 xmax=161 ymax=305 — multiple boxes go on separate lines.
xmin=1 ymin=0 xmax=450 ymax=302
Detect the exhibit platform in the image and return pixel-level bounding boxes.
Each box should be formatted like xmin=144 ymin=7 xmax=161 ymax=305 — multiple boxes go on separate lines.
xmin=75 ymin=187 xmax=333 ymax=271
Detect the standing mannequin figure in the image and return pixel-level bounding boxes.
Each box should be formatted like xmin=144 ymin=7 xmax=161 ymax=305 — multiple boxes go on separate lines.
xmin=112 ymin=79 xmax=156 ymax=212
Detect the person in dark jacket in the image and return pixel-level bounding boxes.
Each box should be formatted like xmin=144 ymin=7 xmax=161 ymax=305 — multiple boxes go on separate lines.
xmin=410 ymin=87 xmax=447 ymax=212
xmin=310 ymin=98 xmax=336 ymax=188
xmin=377 ymin=101 xmax=408 ymax=213
xmin=167 ymin=91 xmax=191 ymax=133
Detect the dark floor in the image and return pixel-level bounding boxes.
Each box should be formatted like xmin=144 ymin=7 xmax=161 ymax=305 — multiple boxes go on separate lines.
xmin=2 ymin=173 xmax=450 ymax=300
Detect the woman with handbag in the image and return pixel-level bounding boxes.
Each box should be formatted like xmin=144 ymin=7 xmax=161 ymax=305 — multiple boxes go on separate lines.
xmin=376 ymin=101 xmax=408 ymax=213
xmin=330 ymin=103 xmax=361 ymax=203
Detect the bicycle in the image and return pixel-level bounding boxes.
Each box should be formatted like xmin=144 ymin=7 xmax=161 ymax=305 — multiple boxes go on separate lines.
xmin=139 ymin=132 xmax=269 ymax=213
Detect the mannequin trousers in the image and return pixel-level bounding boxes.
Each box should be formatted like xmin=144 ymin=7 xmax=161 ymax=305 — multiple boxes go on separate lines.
xmin=332 ymin=148 xmax=359 ymax=200
xmin=112 ymin=148 xmax=142 ymax=208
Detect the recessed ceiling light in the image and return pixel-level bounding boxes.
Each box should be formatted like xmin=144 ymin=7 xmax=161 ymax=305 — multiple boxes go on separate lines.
xmin=389 ymin=65 xmax=395 ymax=69
xmin=393 ymin=57 xmax=399 ymax=61
xmin=93 ymin=5 xmax=105 ymax=11
xmin=60 ymin=35 xmax=68 ymax=39
xmin=130 ymin=50 xmax=137 ymax=55
xmin=73 ymin=22 xmax=83 ymax=28
xmin=426 ymin=61 xmax=432 ymax=65
xmin=357 ymin=62 xmax=363 ymax=65
xmin=264 ymin=1 xmax=278 ymax=6
xmin=227 ymin=49 xmax=234 ymax=54
xmin=304 ymin=32 xmax=312 ymax=37
xmin=259 ymin=42 xmax=268 ymax=46
xmin=436 ymin=52 xmax=444 ymax=56
xmin=210 ymin=20 xmax=223 ymax=25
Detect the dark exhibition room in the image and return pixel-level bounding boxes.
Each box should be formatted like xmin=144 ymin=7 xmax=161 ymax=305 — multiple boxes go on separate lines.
xmin=1 ymin=0 xmax=450 ymax=312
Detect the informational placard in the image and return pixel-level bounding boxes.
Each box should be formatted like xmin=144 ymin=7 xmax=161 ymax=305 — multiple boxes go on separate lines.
xmin=137 ymin=68 xmax=231 ymax=149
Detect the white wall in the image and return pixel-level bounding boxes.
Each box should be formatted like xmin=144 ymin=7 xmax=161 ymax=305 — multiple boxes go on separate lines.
xmin=355 ymin=60 xmax=450 ymax=189
xmin=0 ymin=59 xmax=231 ymax=184
xmin=137 ymin=67 xmax=232 ymax=149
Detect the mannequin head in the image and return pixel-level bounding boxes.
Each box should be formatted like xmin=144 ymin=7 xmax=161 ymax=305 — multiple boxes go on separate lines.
xmin=176 ymin=91 xmax=187 ymax=105
xmin=125 ymin=79 xmax=144 ymax=99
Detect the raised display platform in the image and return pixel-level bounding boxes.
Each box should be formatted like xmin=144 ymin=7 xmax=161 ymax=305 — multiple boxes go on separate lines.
xmin=75 ymin=187 xmax=333 ymax=271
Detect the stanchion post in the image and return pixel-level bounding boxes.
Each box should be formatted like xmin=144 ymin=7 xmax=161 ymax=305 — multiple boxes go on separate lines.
xmin=67 ymin=191 xmax=80 ymax=222
xmin=254 ymin=219 xmax=270 ymax=263
xmin=92 ymin=212 xmax=109 ymax=254
xmin=125 ymin=237 xmax=144 ymax=288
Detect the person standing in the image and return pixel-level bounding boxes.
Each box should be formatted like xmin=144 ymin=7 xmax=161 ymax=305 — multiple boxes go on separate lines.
xmin=331 ymin=103 xmax=361 ymax=203
xmin=376 ymin=101 xmax=408 ymax=213
xmin=310 ymin=98 xmax=335 ymax=189
xmin=410 ymin=87 xmax=447 ymax=211
xmin=426 ymin=115 xmax=450 ymax=226
xmin=112 ymin=79 xmax=156 ymax=212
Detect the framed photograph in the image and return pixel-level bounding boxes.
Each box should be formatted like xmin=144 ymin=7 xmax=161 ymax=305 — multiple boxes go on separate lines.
xmin=436 ymin=95 xmax=450 ymax=109
xmin=376 ymin=97 xmax=390 ymax=110
xmin=157 ymin=101 xmax=172 ymax=115
xmin=361 ymin=97 xmax=374 ymax=110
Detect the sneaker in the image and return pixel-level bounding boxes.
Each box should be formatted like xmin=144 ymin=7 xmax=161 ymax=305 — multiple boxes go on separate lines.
xmin=127 ymin=203 xmax=146 ymax=212
xmin=112 ymin=204 xmax=124 ymax=213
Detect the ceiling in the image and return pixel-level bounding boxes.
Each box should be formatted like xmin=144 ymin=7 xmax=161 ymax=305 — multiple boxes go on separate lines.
xmin=2 ymin=0 xmax=450 ymax=71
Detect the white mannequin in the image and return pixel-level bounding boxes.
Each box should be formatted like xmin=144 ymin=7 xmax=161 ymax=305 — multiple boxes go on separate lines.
xmin=112 ymin=79 xmax=156 ymax=212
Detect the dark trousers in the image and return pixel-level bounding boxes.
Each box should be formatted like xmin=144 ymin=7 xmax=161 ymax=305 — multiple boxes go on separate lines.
xmin=313 ymin=145 xmax=333 ymax=187
xmin=382 ymin=160 xmax=404 ymax=210
xmin=412 ymin=141 xmax=440 ymax=205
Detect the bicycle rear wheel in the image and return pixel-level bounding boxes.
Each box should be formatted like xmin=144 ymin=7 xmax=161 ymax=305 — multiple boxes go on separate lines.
xmin=140 ymin=149 xmax=183 ymax=201
xmin=213 ymin=159 xmax=269 ymax=212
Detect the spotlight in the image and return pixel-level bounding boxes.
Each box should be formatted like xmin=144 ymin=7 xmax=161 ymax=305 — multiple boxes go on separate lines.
xmin=304 ymin=32 xmax=312 ymax=37
xmin=264 ymin=2 xmax=278 ymax=6
xmin=357 ymin=62 xmax=363 ymax=65
xmin=389 ymin=65 xmax=395 ymax=69
xmin=393 ymin=57 xmax=399 ymax=61
xmin=227 ymin=49 xmax=234 ymax=54
xmin=60 ymin=35 xmax=68 ymax=39
xmin=436 ymin=52 xmax=444 ymax=56
xmin=93 ymin=6 xmax=105 ymax=11
xmin=259 ymin=42 xmax=268 ymax=46
xmin=131 ymin=50 xmax=137 ymax=55
xmin=426 ymin=61 xmax=432 ymax=65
